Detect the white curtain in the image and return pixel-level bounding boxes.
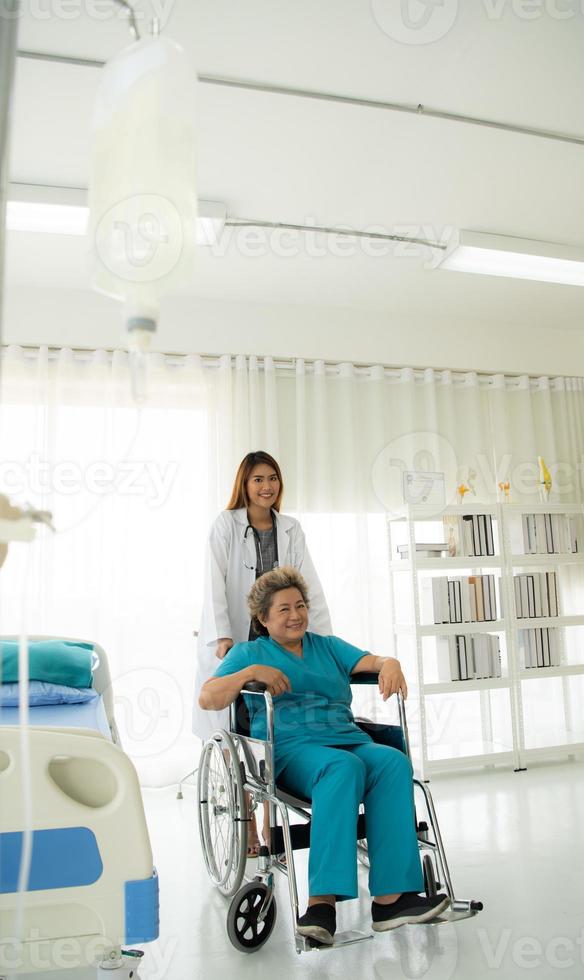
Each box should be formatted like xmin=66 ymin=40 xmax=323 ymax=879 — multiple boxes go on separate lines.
xmin=1 ymin=347 xmax=583 ymax=782
xmin=0 ymin=347 xmax=210 ymax=786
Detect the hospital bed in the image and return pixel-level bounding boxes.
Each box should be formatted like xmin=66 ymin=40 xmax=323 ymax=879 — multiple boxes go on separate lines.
xmin=0 ymin=636 xmax=159 ymax=977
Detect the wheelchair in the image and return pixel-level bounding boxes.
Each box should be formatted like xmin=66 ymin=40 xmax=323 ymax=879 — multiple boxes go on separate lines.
xmin=197 ymin=673 xmax=483 ymax=954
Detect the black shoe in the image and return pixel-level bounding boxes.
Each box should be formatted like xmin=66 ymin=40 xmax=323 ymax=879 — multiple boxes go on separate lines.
xmin=372 ymin=892 xmax=450 ymax=931
xmin=297 ymin=903 xmax=337 ymax=946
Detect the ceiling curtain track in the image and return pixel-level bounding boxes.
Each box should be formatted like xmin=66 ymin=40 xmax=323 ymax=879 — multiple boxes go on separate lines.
xmin=16 ymin=49 xmax=584 ymax=149
xmin=2 ymin=345 xmax=583 ymax=391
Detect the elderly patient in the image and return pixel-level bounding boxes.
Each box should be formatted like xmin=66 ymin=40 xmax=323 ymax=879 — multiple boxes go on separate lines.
xmin=199 ymin=566 xmax=450 ymax=946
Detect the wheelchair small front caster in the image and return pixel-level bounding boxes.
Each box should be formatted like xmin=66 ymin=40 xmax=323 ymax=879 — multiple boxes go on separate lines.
xmin=227 ymin=881 xmax=277 ymax=952
xmin=97 ymin=947 xmax=144 ymax=978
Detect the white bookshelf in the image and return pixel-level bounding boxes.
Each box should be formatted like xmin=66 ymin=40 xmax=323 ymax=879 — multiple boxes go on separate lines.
xmin=395 ymin=620 xmax=506 ymax=636
xmin=510 ymin=553 xmax=582 ymax=567
xmin=519 ymin=664 xmax=584 ymax=680
xmin=391 ymin=556 xmax=503 ymax=571
xmin=500 ymin=501 xmax=584 ymax=770
xmin=388 ymin=501 xmax=584 ymax=777
xmin=423 ymin=677 xmax=511 ymax=695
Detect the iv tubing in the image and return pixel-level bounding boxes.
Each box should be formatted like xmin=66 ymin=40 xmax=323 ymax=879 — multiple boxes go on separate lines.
xmin=14 ymin=546 xmax=34 ymax=946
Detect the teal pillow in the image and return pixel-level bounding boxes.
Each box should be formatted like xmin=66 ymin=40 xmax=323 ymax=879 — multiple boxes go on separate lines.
xmin=0 ymin=640 xmax=95 ymax=689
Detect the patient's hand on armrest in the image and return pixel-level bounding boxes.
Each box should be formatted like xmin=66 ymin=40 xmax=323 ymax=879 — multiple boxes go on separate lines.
xmin=199 ymin=665 xmax=291 ymax=711
xmin=245 ymin=666 xmax=291 ymax=698
xmin=352 ymin=654 xmax=408 ymax=700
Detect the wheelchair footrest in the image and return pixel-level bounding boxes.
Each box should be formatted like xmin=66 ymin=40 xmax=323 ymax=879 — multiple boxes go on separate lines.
xmin=296 ymin=930 xmax=373 ymax=953
xmin=437 ymin=899 xmax=484 ymax=923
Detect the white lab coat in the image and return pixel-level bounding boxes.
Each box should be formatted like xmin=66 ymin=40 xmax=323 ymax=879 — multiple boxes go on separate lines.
xmin=192 ymin=507 xmax=332 ymax=739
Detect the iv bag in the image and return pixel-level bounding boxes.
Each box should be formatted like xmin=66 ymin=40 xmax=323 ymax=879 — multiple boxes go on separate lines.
xmin=88 ymin=35 xmax=198 ymax=349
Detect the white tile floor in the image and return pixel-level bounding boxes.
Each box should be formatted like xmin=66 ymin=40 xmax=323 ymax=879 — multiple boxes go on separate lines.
xmin=10 ymin=758 xmax=584 ymax=980
xmin=136 ymin=758 xmax=584 ymax=980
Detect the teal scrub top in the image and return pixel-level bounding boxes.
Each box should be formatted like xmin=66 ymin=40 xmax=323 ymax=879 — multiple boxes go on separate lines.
xmin=213 ymin=632 xmax=372 ymax=772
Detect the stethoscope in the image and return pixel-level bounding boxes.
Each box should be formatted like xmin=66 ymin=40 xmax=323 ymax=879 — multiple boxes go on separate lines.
xmin=242 ymin=511 xmax=279 ymax=572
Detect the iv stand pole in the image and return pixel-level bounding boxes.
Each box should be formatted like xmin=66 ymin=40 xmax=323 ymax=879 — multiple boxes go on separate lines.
xmin=0 ymin=0 xmax=20 ymax=352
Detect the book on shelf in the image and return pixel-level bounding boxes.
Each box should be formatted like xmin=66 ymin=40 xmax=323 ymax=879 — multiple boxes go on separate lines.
xmin=436 ymin=636 xmax=460 ymax=681
xmin=470 ymin=575 xmax=485 ymax=621
xmin=542 ymin=629 xmax=550 ymax=667
xmin=443 ymin=514 xmax=495 ymax=558
xmin=519 ymin=627 xmax=561 ymax=669
xmin=514 ymin=572 xmax=559 ymax=619
xmin=527 ymin=576 xmax=536 ymax=618
xmin=548 ymin=572 xmax=559 ymax=616
xmin=535 ymin=627 xmax=544 ymax=667
xmin=421 ymin=574 xmax=498 ymax=624
xmin=419 ymin=577 xmax=442 ymax=624
xmin=458 ymin=635 xmax=473 ymax=680
xmin=452 ymin=576 xmax=472 ymax=622
xmin=540 ymin=574 xmax=550 ymax=617
xmin=520 ymin=576 xmax=529 ymax=618
xmin=489 ymin=576 xmax=497 ymax=618
xmin=520 ymin=513 xmax=579 ymax=555
xmin=473 ymin=635 xmax=490 ymax=679
xmin=436 ymin=633 xmax=502 ymax=682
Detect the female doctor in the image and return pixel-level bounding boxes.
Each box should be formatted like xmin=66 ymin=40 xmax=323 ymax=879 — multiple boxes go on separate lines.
xmin=192 ymin=450 xmax=332 ymax=741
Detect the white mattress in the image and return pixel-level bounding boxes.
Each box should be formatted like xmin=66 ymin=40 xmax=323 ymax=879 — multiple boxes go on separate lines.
xmin=0 ymin=696 xmax=112 ymax=738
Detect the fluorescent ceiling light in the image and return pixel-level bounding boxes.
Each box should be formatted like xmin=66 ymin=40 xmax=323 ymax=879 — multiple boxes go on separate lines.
xmin=7 ymin=200 xmax=89 ymax=235
xmin=437 ymin=230 xmax=584 ymax=287
xmin=6 ymin=184 xmax=226 ymax=246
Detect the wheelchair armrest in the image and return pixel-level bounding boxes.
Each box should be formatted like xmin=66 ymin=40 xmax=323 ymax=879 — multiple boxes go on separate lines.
xmin=237 ymin=685 xmax=276 ymax=789
xmin=351 ymin=672 xmax=379 ymax=685
xmin=241 ymin=682 xmax=268 ymax=694
xmin=350 ymin=676 xmax=410 ymax=754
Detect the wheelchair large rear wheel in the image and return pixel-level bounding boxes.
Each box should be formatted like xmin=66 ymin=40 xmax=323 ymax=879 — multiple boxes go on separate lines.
xmin=198 ymin=730 xmax=248 ymax=897
xmin=227 ymin=882 xmax=277 ymax=952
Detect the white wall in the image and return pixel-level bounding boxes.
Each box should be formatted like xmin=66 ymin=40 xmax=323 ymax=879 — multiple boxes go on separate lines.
xmin=4 ymin=284 xmax=580 ymax=376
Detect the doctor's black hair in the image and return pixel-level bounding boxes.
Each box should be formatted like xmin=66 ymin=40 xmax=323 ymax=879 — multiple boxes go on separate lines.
xmin=226 ymin=451 xmax=284 ymax=511
xmin=247 ymin=566 xmax=310 ymax=637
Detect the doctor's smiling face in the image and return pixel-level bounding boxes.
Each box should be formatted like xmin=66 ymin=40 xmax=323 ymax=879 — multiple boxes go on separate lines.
xmin=246 ymin=464 xmax=281 ymax=511
xmin=260 ymin=587 xmax=309 ymax=649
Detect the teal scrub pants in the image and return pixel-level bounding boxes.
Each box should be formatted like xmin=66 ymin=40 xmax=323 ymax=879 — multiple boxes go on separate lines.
xmin=278 ymin=741 xmax=424 ymax=900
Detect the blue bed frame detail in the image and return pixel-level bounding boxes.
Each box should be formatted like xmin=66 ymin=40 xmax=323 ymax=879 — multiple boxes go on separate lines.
xmin=125 ymin=870 xmax=160 ymax=944
xmin=0 ymin=827 xmax=103 ymax=893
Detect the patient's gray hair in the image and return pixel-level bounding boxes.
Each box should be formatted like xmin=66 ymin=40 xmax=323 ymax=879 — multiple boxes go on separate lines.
xmin=247 ymin=566 xmax=310 ymax=635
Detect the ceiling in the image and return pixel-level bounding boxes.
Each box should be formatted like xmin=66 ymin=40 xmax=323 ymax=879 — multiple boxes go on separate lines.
xmin=5 ymin=0 xmax=584 ymax=331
